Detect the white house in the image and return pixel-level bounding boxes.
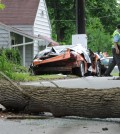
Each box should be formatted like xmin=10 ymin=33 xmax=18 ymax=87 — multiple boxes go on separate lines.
xmin=0 ymin=0 xmax=52 ymax=67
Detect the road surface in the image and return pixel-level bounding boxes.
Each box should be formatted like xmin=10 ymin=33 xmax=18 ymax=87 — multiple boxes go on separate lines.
xmin=20 ymin=76 xmax=120 ymax=89
xmin=0 ymin=76 xmax=120 ymax=134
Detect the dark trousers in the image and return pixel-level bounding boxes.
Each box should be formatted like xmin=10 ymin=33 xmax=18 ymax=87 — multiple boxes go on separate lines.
xmin=105 ymin=47 xmax=120 ymax=76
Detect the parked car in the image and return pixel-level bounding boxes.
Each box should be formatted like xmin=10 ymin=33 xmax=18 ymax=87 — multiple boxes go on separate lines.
xmin=100 ymin=56 xmax=119 ymax=75
xmin=29 ymin=45 xmax=101 ymax=77
xmin=100 ymin=56 xmax=112 ymax=74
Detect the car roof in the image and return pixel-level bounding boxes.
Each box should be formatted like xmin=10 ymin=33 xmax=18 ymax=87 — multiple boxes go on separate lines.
xmin=101 ymin=56 xmax=113 ymax=60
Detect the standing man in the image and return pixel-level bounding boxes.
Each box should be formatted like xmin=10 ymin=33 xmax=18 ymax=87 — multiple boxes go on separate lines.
xmin=104 ymin=24 xmax=120 ymax=78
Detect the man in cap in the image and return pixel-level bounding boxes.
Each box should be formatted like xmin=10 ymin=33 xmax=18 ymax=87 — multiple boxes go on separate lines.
xmin=104 ymin=24 xmax=120 ymax=79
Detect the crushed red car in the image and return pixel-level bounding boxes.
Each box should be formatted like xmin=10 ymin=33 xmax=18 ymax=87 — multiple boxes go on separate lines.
xmin=29 ymin=44 xmax=101 ymax=77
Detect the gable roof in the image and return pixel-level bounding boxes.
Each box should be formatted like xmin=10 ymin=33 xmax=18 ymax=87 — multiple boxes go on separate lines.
xmin=0 ymin=0 xmax=40 ymax=25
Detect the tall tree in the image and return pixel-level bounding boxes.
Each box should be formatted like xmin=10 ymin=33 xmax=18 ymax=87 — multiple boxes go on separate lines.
xmin=46 ymin=0 xmax=76 ymax=44
xmin=86 ymin=0 xmax=120 ymax=33
xmin=87 ymin=17 xmax=111 ymax=53
xmin=46 ymin=0 xmax=120 ymax=53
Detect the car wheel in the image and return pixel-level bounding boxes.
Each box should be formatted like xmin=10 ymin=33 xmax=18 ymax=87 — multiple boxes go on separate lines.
xmin=78 ymin=61 xmax=85 ymax=77
xmin=96 ymin=60 xmax=101 ymax=76
xmin=29 ymin=67 xmax=35 ymax=76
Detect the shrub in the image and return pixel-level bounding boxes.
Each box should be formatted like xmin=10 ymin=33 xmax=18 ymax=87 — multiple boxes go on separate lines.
xmin=1 ymin=48 xmax=21 ymax=64
xmin=0 ymin=48 xmax=26 ymax=78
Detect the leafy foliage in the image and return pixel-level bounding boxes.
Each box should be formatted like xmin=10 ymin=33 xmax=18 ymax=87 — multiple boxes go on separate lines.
xmin=0 ymin=50 xmax=12 ymax=73
xmin=46 ymin=0 xmax=76 ymax=43
xmin=85 ymin=0 xmax=120 ymax=33
xmin=46 ymin=0 xmax=120 ymax=54
xmin=0 ymin=1 xmax=5 ymax=10
xmin=86 ymin=17 xmax=112 ymax=54
xmin=0 ymin=48 xmax=21 ymax=64
xmin=0 ymin=49 xmax=25 ymax=78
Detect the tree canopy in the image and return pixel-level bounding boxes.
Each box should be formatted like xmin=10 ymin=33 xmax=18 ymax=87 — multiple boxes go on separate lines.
xmin=1 ymin=0 xmax=120 ymax=54
xmin=46 ymin=0 xmax=120 ymax=54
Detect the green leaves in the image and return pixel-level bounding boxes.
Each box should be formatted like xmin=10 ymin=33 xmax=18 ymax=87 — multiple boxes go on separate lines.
xmin=46 ymin=0 xmax=119 ymax=54
xmin=87 ymin=17 xmax=112 ymax=54
xmin=0 ymin=3 xmax=5 ymax=10
xmin=86 ymin=0 xmax=119 ymax=33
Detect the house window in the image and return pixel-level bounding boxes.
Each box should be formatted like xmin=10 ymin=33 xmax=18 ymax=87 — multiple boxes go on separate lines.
xmin=11 ymin=36 xmax=16 ymax=45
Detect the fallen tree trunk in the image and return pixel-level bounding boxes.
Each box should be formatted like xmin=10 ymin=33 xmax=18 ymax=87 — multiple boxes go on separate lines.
xmin=1 ymin=81 xmax=120 ymax=118
xmin=0 ymin=74 xmax=120 ymax=118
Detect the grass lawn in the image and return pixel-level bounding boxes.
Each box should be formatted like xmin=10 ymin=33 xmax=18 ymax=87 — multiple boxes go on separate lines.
xmin=11 ymin=72 xmax=78 ymax=82
xmin=10 ymin=71 xmax=120 ymax=82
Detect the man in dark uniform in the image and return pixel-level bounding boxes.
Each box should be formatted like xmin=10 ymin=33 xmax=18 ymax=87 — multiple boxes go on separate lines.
xmin=104 ymin=24 xmax=120 ymax=78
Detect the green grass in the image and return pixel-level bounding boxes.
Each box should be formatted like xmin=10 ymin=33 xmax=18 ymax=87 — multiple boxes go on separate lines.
xmin=10 ymin=72 xmax=75 ymax=82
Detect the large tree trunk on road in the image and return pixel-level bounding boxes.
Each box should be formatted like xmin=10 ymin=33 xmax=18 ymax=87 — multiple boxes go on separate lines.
xmin=0 ymin=74 xmax=120 ymax=118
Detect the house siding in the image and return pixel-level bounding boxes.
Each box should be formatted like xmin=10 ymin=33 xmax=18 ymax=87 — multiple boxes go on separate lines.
xmin=33 ymin=0 xmax=51 ymax=57
xmin=12 ymin=25 xmax=33 ymax=35
xmin=34 ymin=0 xmax=51 ymax=37
xmin=0 ymin=25 xmax=10 ymax=48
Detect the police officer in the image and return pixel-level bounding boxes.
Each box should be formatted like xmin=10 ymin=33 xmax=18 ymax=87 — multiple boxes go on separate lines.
xmin=104 ymin=24 xmax=120 ymax=78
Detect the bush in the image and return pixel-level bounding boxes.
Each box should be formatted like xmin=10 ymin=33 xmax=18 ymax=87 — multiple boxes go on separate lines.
xmin=0 ymin=48 xmax=21 ymax=64
xmin=0 ymin=50 xmax=12 ymax=72
xmin=0 ymin=48 xmax=26 ymax=78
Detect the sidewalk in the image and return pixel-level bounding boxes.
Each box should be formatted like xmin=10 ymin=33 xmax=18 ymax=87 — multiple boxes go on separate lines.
xmin=20 ymin=76 xmax=120 ymax=89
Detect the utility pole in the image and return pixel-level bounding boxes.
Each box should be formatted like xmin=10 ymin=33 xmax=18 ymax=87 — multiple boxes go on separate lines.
xmin=72 ymin=0 xmax=87 ymax=48
xmin=76 ymin=0 xmax=85 ymax=34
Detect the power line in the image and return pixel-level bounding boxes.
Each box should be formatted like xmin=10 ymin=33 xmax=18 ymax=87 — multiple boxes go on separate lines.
xmin=99 ymin=14 xmax=119 ymax=19
xmin=54 ymin=20 xmax=75 ymax=22
xmin=53 ymin=14 xmax=119 ymax=22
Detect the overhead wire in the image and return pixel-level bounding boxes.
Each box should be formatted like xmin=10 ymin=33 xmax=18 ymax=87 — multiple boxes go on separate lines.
xmin=53 ymin=14 xmax=120 ymax=22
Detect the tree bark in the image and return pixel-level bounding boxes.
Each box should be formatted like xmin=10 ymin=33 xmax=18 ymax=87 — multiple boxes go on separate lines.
xmin=0 ymin=78 xmax=120 ymax=118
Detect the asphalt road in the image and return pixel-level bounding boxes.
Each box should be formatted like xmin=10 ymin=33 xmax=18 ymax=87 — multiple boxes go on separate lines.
xmin=20 ymin=76 xmax=120 ymax=89
xmin=1 ymin=76 xmax=120 ymax=134
xmin=0 ymin=116 xmax=120 ymax=134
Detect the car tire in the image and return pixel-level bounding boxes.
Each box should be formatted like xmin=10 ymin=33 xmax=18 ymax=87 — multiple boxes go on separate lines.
xmin=96 ymin=60 xmax=101 ymax=77
xmin=29 ymin=67 xmax=35 ymax=76
xmin=78 ymin=61 xmax=85 ymax=77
